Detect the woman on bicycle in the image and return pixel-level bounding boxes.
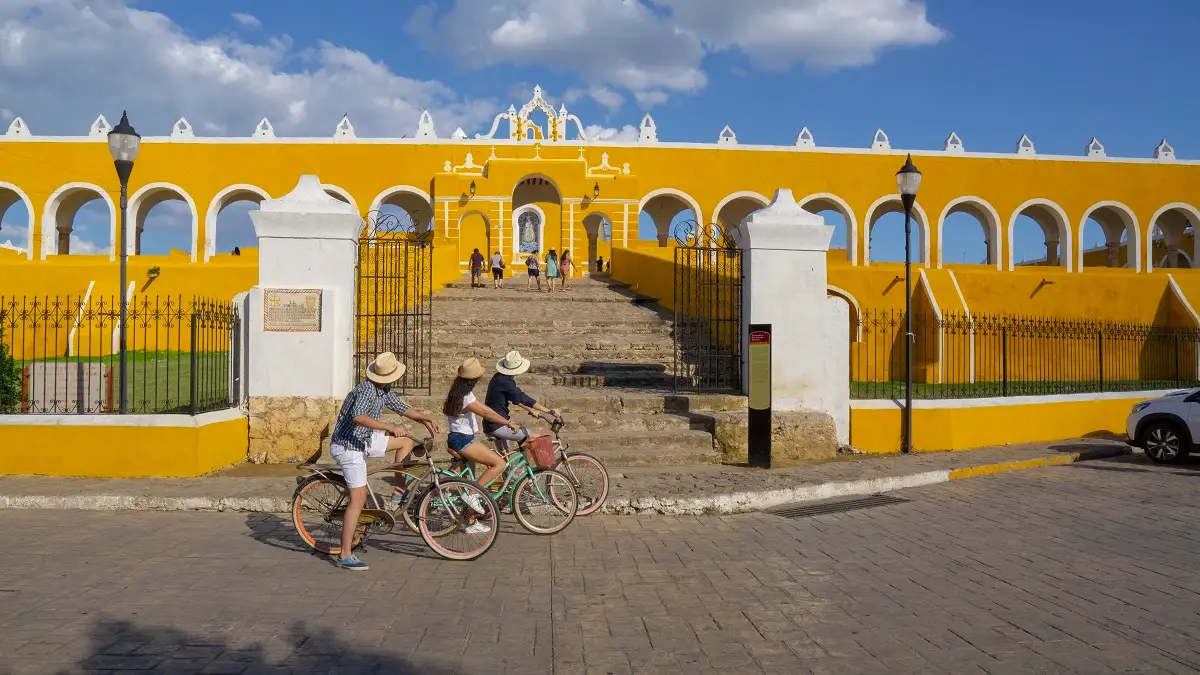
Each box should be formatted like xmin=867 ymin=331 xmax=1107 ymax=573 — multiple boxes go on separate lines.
xmin=444 ymin=358 xmax=522 ymax=529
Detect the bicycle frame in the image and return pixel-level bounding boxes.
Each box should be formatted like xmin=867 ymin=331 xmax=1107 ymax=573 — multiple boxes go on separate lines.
xmin=451 ymin=441 xmax=552 ymax=504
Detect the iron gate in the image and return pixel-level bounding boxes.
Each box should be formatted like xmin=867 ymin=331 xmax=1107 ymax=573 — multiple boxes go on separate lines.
xmin=355 ymin=211 xmax=433 ymax=393
xmin=672 ymin=221 xmax=743 ymax=391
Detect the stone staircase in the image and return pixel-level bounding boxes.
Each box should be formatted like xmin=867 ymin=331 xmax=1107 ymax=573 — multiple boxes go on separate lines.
xmin=389 ymin=274 xmax=746 ymax=467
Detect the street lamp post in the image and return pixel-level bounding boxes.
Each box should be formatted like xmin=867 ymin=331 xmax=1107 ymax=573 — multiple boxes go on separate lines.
xmin=896 ymin=154 xmax=923 ymax=454
xmin=108 ymin=111 xmax=141 ymax=414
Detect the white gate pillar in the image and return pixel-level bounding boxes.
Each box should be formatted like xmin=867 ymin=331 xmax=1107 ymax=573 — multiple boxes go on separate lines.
xmin=245 ymin=175 xmax=361 ymax=463
xmin=738 ymin=188 xmax=850 ymax=453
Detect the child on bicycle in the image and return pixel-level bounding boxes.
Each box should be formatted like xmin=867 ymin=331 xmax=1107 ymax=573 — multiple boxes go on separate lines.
xmin=443 ymin=358 xmax=524 ymax=533
xmin=328 ymin=352 xmax=441 ymax=571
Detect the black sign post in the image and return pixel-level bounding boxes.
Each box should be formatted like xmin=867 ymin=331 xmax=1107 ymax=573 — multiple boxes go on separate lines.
xmin=747 ymin=324 xmax=772 ymax=468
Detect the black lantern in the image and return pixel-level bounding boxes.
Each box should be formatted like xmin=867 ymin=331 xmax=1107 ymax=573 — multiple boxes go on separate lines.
xmin=593 ymin=182 xmax=600 ymax=199
xmin=469 ymin=180 xmax=476 ymax=197
xmin=108 ymin=111 xmax=140 ymax=414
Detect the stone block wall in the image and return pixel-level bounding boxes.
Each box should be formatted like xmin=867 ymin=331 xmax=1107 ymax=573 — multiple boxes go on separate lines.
xmin=248 ymin=396 xmax=340 ymax=464
xmin=711 ymin=410 xmax=838 ymax=466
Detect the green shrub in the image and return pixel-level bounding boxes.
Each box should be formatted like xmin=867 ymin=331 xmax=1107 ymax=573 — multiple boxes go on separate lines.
xmin=0 ymin=328 xmax=19 ymax=414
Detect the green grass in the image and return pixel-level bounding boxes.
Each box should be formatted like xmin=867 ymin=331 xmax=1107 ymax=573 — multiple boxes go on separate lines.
xmin=17 ymin=350 xmax=235 ymax=414
xmin=851 ymin=379 xmax=1200 ymax=400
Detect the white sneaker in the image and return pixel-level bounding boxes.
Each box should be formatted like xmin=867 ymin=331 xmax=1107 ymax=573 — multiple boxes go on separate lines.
xmin=465 ymin=521 xmax=492 ymax=535
xmin=462 ymin=493 xmax=487 ymax=515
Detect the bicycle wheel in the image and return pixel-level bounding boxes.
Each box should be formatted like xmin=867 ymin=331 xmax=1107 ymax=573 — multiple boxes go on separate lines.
xmin=513 ymin=469 xmax=577 ymax=535
xmin=291 ymin=477 xmax=364 ymax=555
xmin=553 ymin=452 xmax=609 ymax=516
xmin=419 ymin=478 xmax=499 ymax=561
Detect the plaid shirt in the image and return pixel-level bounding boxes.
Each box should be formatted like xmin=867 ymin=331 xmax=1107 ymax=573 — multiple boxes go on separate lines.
xmin=330 ymin=380 xmax=410 ymax=452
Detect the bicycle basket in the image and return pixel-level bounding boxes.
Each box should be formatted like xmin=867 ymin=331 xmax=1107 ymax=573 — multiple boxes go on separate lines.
xmin=523 ymin=435 xmax=557 ymax=469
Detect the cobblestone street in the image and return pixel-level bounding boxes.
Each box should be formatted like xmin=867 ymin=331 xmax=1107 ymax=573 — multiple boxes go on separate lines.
xmin=2 ymin=451 xmax=1198 ymax=674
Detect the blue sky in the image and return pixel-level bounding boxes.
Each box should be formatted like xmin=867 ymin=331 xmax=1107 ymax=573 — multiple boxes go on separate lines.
xmin=2 ymin=0 xmax=1196 ymax=263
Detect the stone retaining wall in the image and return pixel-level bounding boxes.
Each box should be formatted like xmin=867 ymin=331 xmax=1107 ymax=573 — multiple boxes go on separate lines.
xmin=248 ymin=396 xmax=340 ymax=464
xmin=711 ymin=410 xmax=838 ymax=465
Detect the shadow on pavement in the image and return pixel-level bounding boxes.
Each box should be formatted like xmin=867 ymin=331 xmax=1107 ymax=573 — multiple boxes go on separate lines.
xmin=57 ymin=617 xmax=461 ymax=674
xmin=244 ymin=513 xmax=446 ymax=561
xmin=1063 ymin=449 xmax=1200 ymax=477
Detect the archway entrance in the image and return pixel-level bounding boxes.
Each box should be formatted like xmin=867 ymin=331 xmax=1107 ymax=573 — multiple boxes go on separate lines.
xmin=639 ymin=191 xmax=702 ymax=246
xmin=457 ymin=212 xmax=492 ymax=266
xmin=42 ymin=183 xmax=116 ymax=257
xmin=370 ymin=187 xmax=434 ymax=236
xmin=1147 ymin=205 xmax=1199 ymax=271
xmin=1010 ymin=200 xmax=1070 ymax=270
xmin=512 ymin=176 xmax=561 ymax=265
xmin=206 ymin=185 xmax=270 ymax=259
xmin=583 ymin=212 xmax=612 ymax=273
xmin=129 ymin=184 xmax=198 ymax=258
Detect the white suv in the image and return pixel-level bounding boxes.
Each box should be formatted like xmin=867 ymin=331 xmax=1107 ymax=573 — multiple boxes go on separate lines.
xmin=1127 ymin=389 xmax=1200 ymax=463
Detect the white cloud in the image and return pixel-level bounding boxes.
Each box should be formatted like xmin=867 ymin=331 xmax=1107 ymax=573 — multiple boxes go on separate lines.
xmin=0 ymin=108 xmax=12 ymax=121
xmin=410 ymin=0 xmax=944 ymax=106
xmin=0 ymin=0 xmax=497 ymax=137
xmin=69 ymin=234 xmax=108 ymax=255
xmin=584 ymin=124 xmax=639 ymax=143
xmin=565 ymin=86 xmax=624 ymax=111
xmin=231 ymin=12 xmax=261 ymax=29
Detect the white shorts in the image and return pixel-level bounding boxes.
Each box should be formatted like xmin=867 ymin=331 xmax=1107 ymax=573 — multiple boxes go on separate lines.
xmin=330 ymin=431 xmax=389 ymax=489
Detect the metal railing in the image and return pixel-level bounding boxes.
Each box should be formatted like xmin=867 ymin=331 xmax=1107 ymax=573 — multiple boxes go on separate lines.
xmin=851 ymin=309 xmax=1200 ymax=399
xmin=0 ymin=294 xmax=241 ymax=414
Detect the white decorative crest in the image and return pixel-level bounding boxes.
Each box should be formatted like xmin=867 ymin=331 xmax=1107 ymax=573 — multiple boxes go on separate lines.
xmin=253 ymin=117 xmax=275 ymax=139
xmin=451 ymin=127 xmax=467 ymax=140
xmin=89 ymin=114 xmax=112 ymax=138
xmin=871 ymin=128 xmax=891 ymax=152
xmin=795 ymin=127 xmax=815 ymax=149
xmin=944 ymin=132 xmax=964 ymax=153
xmin=5 ymin=117 xmax=29 ymax=137
xmin=1016 ymin=134 xmax=1036 ymax=156
xmin=476 ymin=88 xmax=586 ymax=142
xmin=717 ymin=125 xmax=737 ymax=145
xmin=334 ymin=115 xmax=355 ymax=139
xmin=451 ymin=152 xmax=483 ymax=174
xmin=622 ymin=162 xmax=630 ymax=175
xmin=1154 ymin=139 xmax=1175 ymax=161
xmin=416 ymin=109 xmax=437 ymax=139
xmin=171 ymin=118 xmax=194 ymax=139
xmin=639 ymin=113 xmax=658 ymax=143
xmin=1085 ymin=137 xmax=1106 ymax=158
xmin=587 ymin=152 xmax=621 ymax=176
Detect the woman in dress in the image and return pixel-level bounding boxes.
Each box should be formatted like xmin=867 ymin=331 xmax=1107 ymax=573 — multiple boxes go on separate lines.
xmin=544 ymin=249 xmax=559 ymax=293
xmin=559 ymin=249 xmax=573 ymax=290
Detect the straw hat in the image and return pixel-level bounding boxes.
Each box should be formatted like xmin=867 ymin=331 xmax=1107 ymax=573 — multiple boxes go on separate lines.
xmin=366 ymin=352 xmax=406 ymax=384
xmin=496 ymin=350 xmax=531 ymax=376
xmin=458 ymin=357 xmax=485 ymax=380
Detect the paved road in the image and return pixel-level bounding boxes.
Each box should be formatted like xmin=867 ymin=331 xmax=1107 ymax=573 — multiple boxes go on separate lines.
xmin=1 ymin=452 xmax=1198 ymax=675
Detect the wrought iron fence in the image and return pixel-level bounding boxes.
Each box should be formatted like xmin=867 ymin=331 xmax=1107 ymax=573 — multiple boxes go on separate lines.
xmin=672 ymin=220 xmax=743 ymax=392
xmin=0 ymin=294 xmax=241 ymax=414
xmin=851 ymin=309 xmax=1200 ymax=399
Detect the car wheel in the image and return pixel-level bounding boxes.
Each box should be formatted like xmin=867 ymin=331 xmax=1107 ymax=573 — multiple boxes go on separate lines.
xmin=1142 ymin=421 xmax=1189 ymax=464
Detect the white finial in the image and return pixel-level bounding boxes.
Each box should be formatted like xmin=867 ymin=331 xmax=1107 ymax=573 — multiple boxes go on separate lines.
xmin=416 ymin=109 xmax=437 ymax=139
xmin=639 ymin=113 xmax=658 ymax=143
xmin=1016 ymin=134 xmax=1036 ymax=156
xmin=1085 ymin=137 xmax=1106 ymax=158
xmin=533 ymin=85 xmax=543 ymax=100
xmin=253 ymin=117 xmax=275 ymax=139
xmin=5 ymin=117 xmax=29 ymax=137
xmin=259 ymin=175 xmax=353 ymax=214
xmin=795 ymin=127 xmax=815 ymax=149
xmin=717 ymin=125 xmax=737 ymax=146
xmin=1155 ymin=139 xmax=1176 ymax=161
xmin=89 ymin=114 xmax=112 ymax=138
xmin=451 ymin=127 xmax=467 ymax=140
xmin=334 ymin=114 xmax=356 ymax=139
xmin=944 ymin=132 xmax=964 ymax=153
xmin=172 ymin=118 xmax=195 ymax=139
xmin=871 ymin=128 xmax=891 ymax=152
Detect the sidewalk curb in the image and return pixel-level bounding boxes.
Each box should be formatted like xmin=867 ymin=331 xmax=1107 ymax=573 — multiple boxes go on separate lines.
xmin=0 ymin=446 xmax=1131 ymax=516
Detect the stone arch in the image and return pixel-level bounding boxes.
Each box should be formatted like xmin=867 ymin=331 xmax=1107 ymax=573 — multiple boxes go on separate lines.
xmin=1077 ymin=201 xmax=1140 ymax=271
xmin=41 ymin=182 xmax=117 ymax=259
xmin=937 ymin=196 xmax=1002 ymax=269
xmin=369 ymin=185 xmax=434 ymax=234
xmin=128 ymin=182 xmax=199 ymax=260
xmin=582 ymin=212 xmax=613 ymax=273
xmin=1146 ymin=203 xmax=1200 ymax=272
xmin=827 ymin=284 xmax=863 ymax=343
xmin=863 ymin=195 xmax=930 ymax=266
xmin=799 ymin=192 xmax=857 ymax=264
xmin=1007 ymin=198 xmax=1072 ymax=271
xmin=512 ymin=175 xmax=562 ymax=208
xmin=321 ymin=185 xmax=358 ymax=214
xmin=0 ymin=181 xmax=36 ymax=259
xmin=637 ymin=188 xmax=704 ymax=246
xmin=713 ymin=191 xmax=770 ymax=228
xmin=204 ymin=184 xmax=271 ymax=261
xmin=457 ymin=210 xmax=492 ymax=263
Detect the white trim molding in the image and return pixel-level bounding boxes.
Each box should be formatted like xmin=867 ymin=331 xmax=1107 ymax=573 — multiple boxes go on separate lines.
xmin=0 ymin=181 xmax=36 ymax=260
xmin=1145 ymin=202 xmax=1200 ymax=273
xmin=937 ymin=196 xmax=1003 ymax=270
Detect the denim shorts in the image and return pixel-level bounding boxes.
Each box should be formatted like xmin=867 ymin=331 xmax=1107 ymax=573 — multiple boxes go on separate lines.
xmin=447 ymin=432 xmax=475 ymax=453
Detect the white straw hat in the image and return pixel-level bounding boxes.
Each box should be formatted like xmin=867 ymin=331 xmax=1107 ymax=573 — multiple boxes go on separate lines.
xmin=495 ymin=350 xmax=531 ymax=376
xmin=366 ymin=352 xmax=406 ymax=384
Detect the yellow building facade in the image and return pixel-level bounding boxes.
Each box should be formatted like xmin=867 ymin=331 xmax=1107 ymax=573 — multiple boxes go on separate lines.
xmin=1 ymin=88 xmax=1198 ymax=321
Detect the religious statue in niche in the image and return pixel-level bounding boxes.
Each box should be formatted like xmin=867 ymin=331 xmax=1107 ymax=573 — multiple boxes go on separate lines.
xmin=518 ymin=211 xmax=541 ymax=253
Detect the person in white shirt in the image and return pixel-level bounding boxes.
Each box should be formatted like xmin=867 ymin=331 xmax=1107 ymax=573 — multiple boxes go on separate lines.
xmin=489 ymin=251 xmax=505 ymax=289
xmin=442 ymin=358 xmax=520 ymax=531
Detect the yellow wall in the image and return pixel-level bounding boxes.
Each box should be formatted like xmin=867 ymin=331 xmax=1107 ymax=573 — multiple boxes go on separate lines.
xmin=849 ymin=395 xmax=1147 ymax=453
xmin=0 ymin=413 xmax=247 ymax=477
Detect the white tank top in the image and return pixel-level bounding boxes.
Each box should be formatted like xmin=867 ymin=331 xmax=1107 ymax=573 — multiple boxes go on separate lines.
xmin=447 ymin=391 xmax=478 ymax=435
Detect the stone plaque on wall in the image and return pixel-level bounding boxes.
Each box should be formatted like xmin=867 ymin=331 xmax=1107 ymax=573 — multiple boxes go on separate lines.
xmin=263 ymin=288 xmax=322 ymax=332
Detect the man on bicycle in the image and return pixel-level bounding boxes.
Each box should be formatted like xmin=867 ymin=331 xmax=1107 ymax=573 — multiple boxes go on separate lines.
xmin=328 ymin=352 xmax=440 ymax=571
xmin=483 ymin=350 xmax=560 ymax=448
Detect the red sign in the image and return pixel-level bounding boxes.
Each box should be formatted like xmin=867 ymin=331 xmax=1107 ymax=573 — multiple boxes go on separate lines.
xmin=749 ymin=331 xmax=770 ymax=345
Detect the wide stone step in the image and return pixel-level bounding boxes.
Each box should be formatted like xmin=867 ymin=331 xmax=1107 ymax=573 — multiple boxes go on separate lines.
xmin=430 ymin=359 xmax=670 ymax=375
xmin=432 ymin=322 xmax=672 ymax=336
xmin=395 ymin=388 xmax=746 ymax=415
xmin=431 ymin=345 xmax=674 ymax=361
xmin=434 ymin=291 xmax=661 ymax=306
